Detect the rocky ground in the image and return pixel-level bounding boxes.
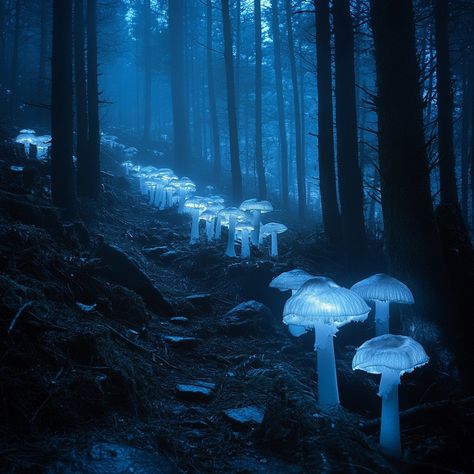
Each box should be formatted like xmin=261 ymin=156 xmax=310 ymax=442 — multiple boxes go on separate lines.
xmin=0 ymin=142 xmax=472 ymax=473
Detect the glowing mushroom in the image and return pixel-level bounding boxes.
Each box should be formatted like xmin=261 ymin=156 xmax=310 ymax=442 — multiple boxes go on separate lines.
xmin=283 ymin=280 xmax=370 ymax=407
xmin=352 ymin=334 xmax=429 ymax=457
xmin=260 ymin=222 xmax=287 ymax=258
xmin=199 ymin=209 xmax=219 ymax=241
xmin=351 ymin=274 xmax=414 ymax=336
xmin=235 ymin=221 xmax=254 ymax=259
xmin=218 ymin=207 xmax=248 ymax=257
xmin=270 ymin=270 xmax=338 ymax=337
xmin=239 ymin=199 xmax=273 ymax=246
xmin=184 ymin=196 xmax=207 ymax=244
xmin=177 ymin=177 xmax=197 ymax=213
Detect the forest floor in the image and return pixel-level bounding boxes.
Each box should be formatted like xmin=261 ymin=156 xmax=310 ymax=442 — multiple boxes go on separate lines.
xmin=0 ymin=143 xmax=472 ymax=473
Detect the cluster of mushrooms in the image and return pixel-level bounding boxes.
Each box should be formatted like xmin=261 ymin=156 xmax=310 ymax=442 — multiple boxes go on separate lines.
xmin=15 ymin=129 xmax=51 ymax=159
xmin=121 ymin=161 xmax=288 ymax=259
xmin=270 ymin=270 xmax=429 ymax=458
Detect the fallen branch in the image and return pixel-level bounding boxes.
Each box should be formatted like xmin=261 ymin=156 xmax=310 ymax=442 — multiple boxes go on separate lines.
xmin=361 ymin=396 xmax=474 ymax=431
xmin=8 ymin=302 xmax=34 ymax=334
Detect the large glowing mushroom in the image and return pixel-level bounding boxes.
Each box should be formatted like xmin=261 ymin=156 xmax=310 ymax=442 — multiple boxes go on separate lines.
xmin=260 ymin=222 xmax=287 ymax=257
xmin=270 ymin=270 xmax=339 ymax=337
xmin=239 ymin=199 xmax=273 ymax=246
xmin=218 ymin=207 xmax=248 ymax=257
xmin=283 ymin=280 xmax=370 ymax=407
xmin=352 ymin=334 xmax=429 ymax=457
xmin=351 ymin=274 xmax=414 ymax=335
xmin=184 ymin=196 xmax=207 ymax=244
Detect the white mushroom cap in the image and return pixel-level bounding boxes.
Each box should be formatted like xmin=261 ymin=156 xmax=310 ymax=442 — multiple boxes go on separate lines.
xmin=269 ymin=269 xmax=316 ymax=292
xmin=261 ymin=222 xmax=288 ymax=235
xmin=207 ymin=203 xmax=224 ymax=213
xmin=239 ymin=199 xmax=273 ymax=213
xmin=351 ymin=273 xmax=414 ymax=305
xmin=218 ymin=207 xmax=248 ymax=226
xmin=184 ymin=196 xmax=207 ymax=211
xmin=283 ymin=280 xmax=370 ymax=328
xmin=207 ymin=195 xmax=225 ymax=205
xmin=235 ymin=221 xmax=254 ymax=233
xmin=199 ymin=209 xmax=217 ymax=222
xmin=352 ymin=334 xmax=429 ymax=376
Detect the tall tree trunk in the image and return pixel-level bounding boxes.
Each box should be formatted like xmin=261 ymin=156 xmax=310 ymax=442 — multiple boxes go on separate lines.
xmin=10 ymin=0 xmax=21 ymax=111
xmin=221 ymin=0 xmax=242 ymax=202
xmin=333 ymin=0 xmax=367 ymax=273
xmin=271 ymin=0 xmax=289 ymax=207
xmin=74 ymin=0 xmax=89 ymax=197
xmin=169 ymin=0 xmax=190 ymax=174
xmin=254 ymin=0 xmax=266 ymax=198
xmin=143 ymin=0 xmax=152 ymax=144
xmin=471 ymin=57 xmax=474 ymax=227
xmin=51 ymin=0 xmax=76 ymax=214
xmin=285 ymin=0 xmax=305 ymax=216
xmin=235 ymin=0 xmax=241 ymax=126
xmin=207 ymin=1 xmax=221 ymax=178
xmin=299 ymin=40 xmax=307 ymax=205
xmin=315 ymin=0 xmax=341 ymax=244
xmin=461 ymin=59 xmax=470 ymax=220
xmin=38 ymin=0 xmax=48 ymax=101
xmin=370 ymin=0 xmax=443 ymax=310
xmin=434 ymin=0 xmax=458 ymax=206
xmin=86 ymin=0 xmax=100 ymax=199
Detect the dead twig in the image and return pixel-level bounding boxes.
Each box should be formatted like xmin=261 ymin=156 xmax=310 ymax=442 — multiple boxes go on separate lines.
xmin=7 ymin=301 xmax=34 ymax=334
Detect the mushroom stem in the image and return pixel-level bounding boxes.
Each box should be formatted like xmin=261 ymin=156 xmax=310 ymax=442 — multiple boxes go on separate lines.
xmin=314 ymin=324 xmax=339 ymax=407
xmin=288 ymin=325 xmax=307 ymax=337
xmin=378 ymin=370 xmax=401 ymax=457
xmin=375 ymin=300 xmax=390 ymax=335
xmin=270 ymin=232 xmax=278 ymax=257
xmin=251 ymin=211 xmax=261 ymax=246
xmin=205 ymin=220 xmax=214 ymax=241
xmin=215 ymin=215 xmax=222 ymax=239
xmin=178 ymin=189 xmax=186 ymax=213
xmin=240 ymin=229 xmax=250 ymax=258
xmin=225 ymin=216 xmax=237 ymax=257
xmin=190 ymin=209 xmax=200 ymax=244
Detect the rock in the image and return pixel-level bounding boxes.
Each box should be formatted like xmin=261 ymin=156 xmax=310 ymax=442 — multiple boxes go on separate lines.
xmin=109 ymin=285 xmax=149 ymax=327
xmin=46 ymin=442 xmax=175 ymax=474
xmin=142 ymin=245 xmax=169 ymax=258
xmin=170 ymin=316 xmax=190 ymax=325
xmin=96 ymin=243 xmax=174 ymax=316
xmin=175 ymin=381 xmax=216 ymax=402
xmin=229 ymin=456 xmax=303 ymax=474
xmin=184 ymin=293 xmax=212 ymax=310
xmin=223 ymin=406 xmax=264 ymax=428
xmin=163 ymin=335 xmax=199 ymax=349
xmin=219 ymin=300 xmax=274 ymax=336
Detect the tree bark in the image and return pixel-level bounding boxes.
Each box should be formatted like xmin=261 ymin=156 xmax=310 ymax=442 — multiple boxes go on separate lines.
xmin=460 ymin=58 xmax=470 ymax=220
xmin=315 ymin=0 xmax=341 ymax=244
xmin=434 ymin=0 xmax=458 ymax=206
xmin=74 ymin=0 xmax=89 ymax=197
xmin=254 ymin=0 xmax=266 ymax=199
xmin=51 ymin=0 xmax=76 ymax=214
xmin=169 ymin=0 xmax=190 ymax=174
xmin=271 ymin=0 xmax=289 ymax=207
xmin=86 ymin=0 xmax=101 ymax=199
xmin=221 ymin=0 xmax=242 ymax=202
xmin=370 ymin=0 xmax=443 ymax=308
xmin=333 ymin=0 xmax=367 ymax=273
xmin=207 ymin=1 xmax=221 ymax=178
xmin=143 ymin=0 xmax=152 ymax=144
xmin=10 ymin=0 xmax=21 ymax=111
xmin=38 ymin=0 xmax=49 ymax=101
xmin=285 ymin=0 xmax=305 ymax=216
